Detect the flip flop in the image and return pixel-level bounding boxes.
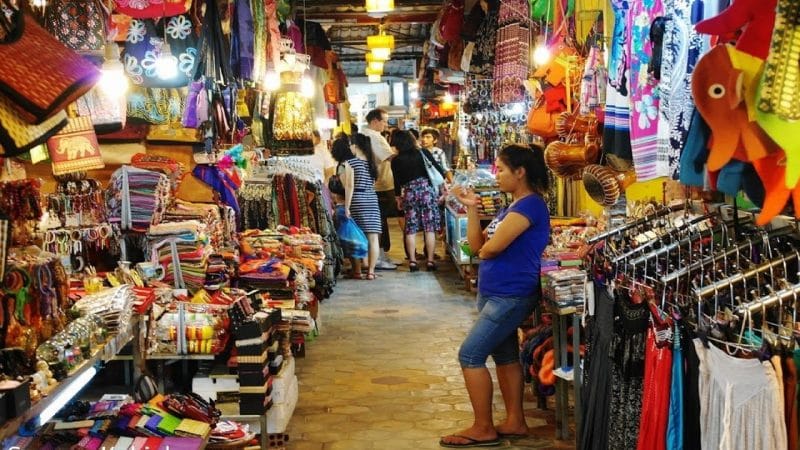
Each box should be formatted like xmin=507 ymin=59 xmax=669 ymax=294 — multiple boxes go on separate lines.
xmin=439 ymin=435 xmax=500 ymax=448
xmin=497 ymin=432 xmax=528 ymax=439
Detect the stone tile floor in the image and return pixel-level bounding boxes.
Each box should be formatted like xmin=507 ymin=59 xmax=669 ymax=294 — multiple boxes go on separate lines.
xmin=285 ymin=234 xmax=576 ymax=449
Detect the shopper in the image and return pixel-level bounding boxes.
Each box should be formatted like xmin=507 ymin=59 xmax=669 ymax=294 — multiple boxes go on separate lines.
xmin=440 ymin=144 xmax=550 ymax=448
xmin=361 ymin=108 xmax=399 ymax=270
xmin=390 ymin=130 xmax=446 ymax=272
xmin=331 ymin=134 xmax=382 ymax=280
xmin=420 ymin=128 xmax=453 ymax=183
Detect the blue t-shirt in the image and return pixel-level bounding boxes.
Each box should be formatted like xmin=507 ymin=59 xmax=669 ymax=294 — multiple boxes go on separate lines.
xmin=478 ymin=194 xmax=550 ymax=297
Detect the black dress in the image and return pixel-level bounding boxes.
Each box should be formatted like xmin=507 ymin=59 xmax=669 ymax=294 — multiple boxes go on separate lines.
xmin=607 ymin=292 xmax=649 ymax=449
xmin=580 ymin=286 xmax=615 ymax=450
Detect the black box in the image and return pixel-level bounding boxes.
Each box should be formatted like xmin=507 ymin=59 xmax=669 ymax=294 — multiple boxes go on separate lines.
xmin=2 ymin=380 xmax=30 ymax=418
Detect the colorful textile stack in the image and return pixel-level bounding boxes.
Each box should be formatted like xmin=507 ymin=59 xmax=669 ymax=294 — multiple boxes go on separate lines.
xmin=161 ymin=200 xmax=229 ymax=248
xmin=149 ymin=228 xmax=211 ymax=294
xmin=106 ymin=166 xmax=171 ymax=232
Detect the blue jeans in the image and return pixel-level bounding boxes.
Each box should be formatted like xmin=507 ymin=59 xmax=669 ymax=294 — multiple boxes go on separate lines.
xmin=458 ymin=293 xmax=536 ymax=368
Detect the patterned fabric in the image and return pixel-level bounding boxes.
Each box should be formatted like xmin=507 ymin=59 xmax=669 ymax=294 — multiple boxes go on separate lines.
xmin=114 ymin=0 xmax=191 ymax=18
xmin=0 ymin=92 xmax=67 ymax=156
xmin=47 ymin=116 xmax=105 ymax=175
xmin=627 ymin=0 xmax=664 ymax=180
xmin=656 ymin=0 xmax=705 ymax=179
xmin=602 ymin=0 xmax=634 ymax=165
xmin=231 ymin=0 xmax=255 ymax=81
xmin=608 ymin=294 xmax=648 ymax=450
xmin=44 ymin=0 xmax=106 ymax=52
xmin=468 ymin=6 xmax=499 ymax=77
xmin=401 ymin=177 xmax=442 ymax=234
xmin=124 ymin=14 xmax=199 ymax=88
xmin=127 ymin=86 xmax=187 ymax=125
xmin=346 ymin=158 xmax=382 ymax=234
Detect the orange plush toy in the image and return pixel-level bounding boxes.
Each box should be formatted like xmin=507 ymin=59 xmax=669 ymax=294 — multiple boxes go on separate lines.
xmin=695 ymin=0 xmax=777 ymax=60
xmin=691 ymin=45 xmax=777 ymax=171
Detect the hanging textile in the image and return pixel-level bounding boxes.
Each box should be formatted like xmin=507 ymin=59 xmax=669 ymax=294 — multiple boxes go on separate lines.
xmin=602 ymin=0 xmax=634 ymax=170
xmin=627 ymin=0 xmax=664 ymax=180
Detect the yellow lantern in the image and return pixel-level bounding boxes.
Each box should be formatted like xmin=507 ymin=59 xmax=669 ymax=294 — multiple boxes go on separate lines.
xmin=370 ymin=47 xmax=391 ymax=60
xmin=365 ymin=0 xmax=395 ymax=15
xmin=368 ymin=74 xmax=382 ymax=83
xmin=367 ymin=33 xmax=395 ymax=51
xmin=365 ymin=53 xmax=385 ymax=72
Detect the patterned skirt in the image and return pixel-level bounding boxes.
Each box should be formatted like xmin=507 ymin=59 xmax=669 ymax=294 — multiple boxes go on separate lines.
xmin=401 ymin=177 xmax=442 ymax=234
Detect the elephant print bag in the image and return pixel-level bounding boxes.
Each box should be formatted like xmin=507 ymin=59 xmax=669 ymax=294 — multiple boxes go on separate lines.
xmin=46 ymin=115 xmax=105 ymax=175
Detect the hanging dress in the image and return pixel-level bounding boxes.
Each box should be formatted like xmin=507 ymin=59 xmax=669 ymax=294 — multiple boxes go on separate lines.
xmin=608 ymin=293 xmax=649 ymax=449
xmin=579 ymin=286 xmax=615 ymax=450
xmin=602 ymin=0 xmax=634 ymax=169
xmin=627 ymin=0 xmax=664 ymax=180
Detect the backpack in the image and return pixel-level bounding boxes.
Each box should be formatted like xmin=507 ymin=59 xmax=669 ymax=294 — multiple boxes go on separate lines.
xmin=327 ymin=162 xmax=345 ymax=195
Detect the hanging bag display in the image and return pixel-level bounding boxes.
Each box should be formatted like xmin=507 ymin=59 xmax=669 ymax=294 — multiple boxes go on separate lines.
xmin=43 ymin=0 xmax=108 ymax=53
xmin=114 ymin=0 xmax=192 ymax=19
xmin=0 ymin=5 xmax=100 ymax=124
xmin=123 ymin=14 xmax=199 ymax=88
xmin=46 ymin=114 xmax=105 ymax=175
xmin=0 ymin=93 xmax=67 ymax=156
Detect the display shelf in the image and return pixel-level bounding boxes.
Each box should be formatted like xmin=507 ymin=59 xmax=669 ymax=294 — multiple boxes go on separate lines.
xmin=0 ymin=330 xmax=134 ymax=443
xmin=146 ymin=354 xmax=217 ymax=360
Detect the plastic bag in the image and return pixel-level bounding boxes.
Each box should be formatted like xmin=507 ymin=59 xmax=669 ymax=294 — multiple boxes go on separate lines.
xmin=335 ymin=207 xmax=368 ymax=259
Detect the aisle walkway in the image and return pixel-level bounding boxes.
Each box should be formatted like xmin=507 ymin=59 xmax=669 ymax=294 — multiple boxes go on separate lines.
xmin=286 ymin=231 xmax=576 ymax=449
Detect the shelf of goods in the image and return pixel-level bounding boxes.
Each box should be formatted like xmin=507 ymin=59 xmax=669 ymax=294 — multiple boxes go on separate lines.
xmin=0 ymin=324 xmax=133 ymax=445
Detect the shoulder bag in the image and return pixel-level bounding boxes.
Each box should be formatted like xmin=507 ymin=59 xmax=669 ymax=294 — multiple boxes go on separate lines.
xmin=421 ymin=149 xmax=446 ymax=189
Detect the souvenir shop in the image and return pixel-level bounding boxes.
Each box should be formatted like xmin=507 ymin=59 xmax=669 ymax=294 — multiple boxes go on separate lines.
xmin=0 ymin=0 xmax=352 ymax=448
xmin=419 ymin=0 xmax=800 ymax=448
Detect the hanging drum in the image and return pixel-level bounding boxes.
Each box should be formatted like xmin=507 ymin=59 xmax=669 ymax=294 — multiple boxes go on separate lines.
xmin=544 ymin=138 xmax=600 ymax=179
xmin=582 ymin=164 xmax=637 ymax=206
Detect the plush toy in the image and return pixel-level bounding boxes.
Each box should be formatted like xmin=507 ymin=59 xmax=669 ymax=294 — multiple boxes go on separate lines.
xmin=751 ymin=150 xmax=800 ymax=225
xmin=691 ymin=45 xmax=777 ymax=171
xmin=695 ymin=0 xmax=777 ymax=59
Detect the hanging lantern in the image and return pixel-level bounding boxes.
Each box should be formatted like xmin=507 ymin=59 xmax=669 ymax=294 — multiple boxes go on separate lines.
xmin=367 ymin=33 xmax=395 ymax=52
xmin=370 ymin=47 xmax=391 ymax=61
xmin=365 ymin=53 xmax=385 ymax=72
xmin=365 ymin=0 xmax=395 ymax=16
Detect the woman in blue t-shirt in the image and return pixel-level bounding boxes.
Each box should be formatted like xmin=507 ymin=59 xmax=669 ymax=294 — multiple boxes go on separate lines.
xmin=441 ymin=144 xmax=550 ymax=448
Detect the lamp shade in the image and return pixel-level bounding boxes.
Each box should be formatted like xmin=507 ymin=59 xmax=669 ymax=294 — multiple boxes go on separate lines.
xmin=367 ymin=34 xmax=395 ymax=50
xmin=365 ymin=66 xmax=383 ymax=77
xmin=368 ymin=74 xmax=382 ymax=82
xmin=365 ymin=0 xmax=394 ymax=14
xmin=365 ymin=53 xmax=385 ymax=71
xmin=370 ymin=48 xmax=391 ymax=60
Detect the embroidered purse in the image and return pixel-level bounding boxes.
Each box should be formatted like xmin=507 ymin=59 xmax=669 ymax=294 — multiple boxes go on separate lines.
xmin=124 ymin=14 xmax=199 ymax=88
xmin=44 ymin=0 xmax=108 ymax=53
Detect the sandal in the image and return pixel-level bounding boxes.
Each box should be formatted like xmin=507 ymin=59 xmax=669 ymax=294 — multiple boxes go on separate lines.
xmin=366 ymin=272 xmax=376 ymax=280
xmin=349 ymin=271 xmax=364 ymax=280
xmin=426 ymin=261 xmax=438 ymax=272
xmin=409 ymin=261 xmax=419 ymax=272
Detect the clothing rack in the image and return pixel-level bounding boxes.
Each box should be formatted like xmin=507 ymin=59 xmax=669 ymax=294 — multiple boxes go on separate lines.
xmin=586 ymin=203 xmax=686 ymax=244
xmin=735 ymin=280 xmax=800 ymax=314
xmin=693 ymin=253 xmax=799 ymax=299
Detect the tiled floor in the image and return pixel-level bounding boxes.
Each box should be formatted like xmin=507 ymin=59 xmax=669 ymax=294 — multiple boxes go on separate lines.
xmin=286 ymin=230 xmax=577 ymax=449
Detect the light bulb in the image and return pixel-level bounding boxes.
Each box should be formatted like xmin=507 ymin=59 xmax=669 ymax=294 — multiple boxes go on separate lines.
xmin=155 ymin=44 xmax=178 ymax=80
xmin=442 ymin=93 xmax=454 ymax=105
xmin=533 ymin=44 xmax=551 ymax=66
xmin=99 ymin=68 xmax=128 ymax=97
xmin=32 ymin=0 xmax=46 ymax=6
xmin=263 ymin=70 xmax=281 ymax=91
xmin=301 ymin=75 xmax=315 ymax=98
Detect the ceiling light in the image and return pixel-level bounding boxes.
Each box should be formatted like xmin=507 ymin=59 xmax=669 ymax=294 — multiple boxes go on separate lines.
xmin=366 ymin=66 xmax=383 ymax=77
xmin=366 ymin=53 xmax=385 ymax=72
xmin=365 ymin=0 xmax=394 ymax=17
xmin=367 ymin=33 xmax=395 ymax=51
xmin=368 ymin=74 xmax=382 ymax=83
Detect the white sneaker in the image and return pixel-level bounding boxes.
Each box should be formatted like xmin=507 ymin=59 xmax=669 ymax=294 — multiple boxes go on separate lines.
xmin=374 ymin=260 xmax=397 ymax=270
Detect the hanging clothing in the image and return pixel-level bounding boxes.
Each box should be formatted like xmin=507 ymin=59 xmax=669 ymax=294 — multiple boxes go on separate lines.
xmin=655 ymin=0 xmax=705 ymax=179
xmin=694 ymin=339 xmax=788 ymax=450
xmin=636 ymin=327 xmax=673 ymax=450
xmin=666 ymin=323 xmax=684 ymax=450
xmin=627 ymin=0 xmax=664 ymax=180
xmin=608 ymin=295 xmax=649 ymax=450
xmin=602 ymin=0 xmax=634 ymax=167
xmin=579 ymin=286 xmax=615 ymax=450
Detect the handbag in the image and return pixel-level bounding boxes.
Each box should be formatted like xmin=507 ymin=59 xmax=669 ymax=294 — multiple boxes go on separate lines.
xmin=47 ymin=115 xmax=105 ymax=175
xmin=0 ymin=7 xmax=100 ymax=124
xmin=114 ymin=0 xmax=192 ymax=19
xmin=44 ymin=0 xmax=107 ymax=53
xmin=124 ymin=14 xmax=199 ymax=88
xmin=327 ymin=163 xmax=345 ymax=195
xmin=421 ymin=149 xmax=446 ymax=189
xmin=0 ymin=92 xmax=67 ymax=156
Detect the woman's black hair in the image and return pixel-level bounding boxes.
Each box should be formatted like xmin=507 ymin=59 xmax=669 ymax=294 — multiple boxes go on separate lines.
xmin=331 ymin=135 xmax=355 ymax=163
xmin=353 ymin=133 xmax=379 ymax=180
xmin=498 ymin=144 xmax=550 ymax=195
xmin=392 ymin=130 xmax=418 ymax=155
